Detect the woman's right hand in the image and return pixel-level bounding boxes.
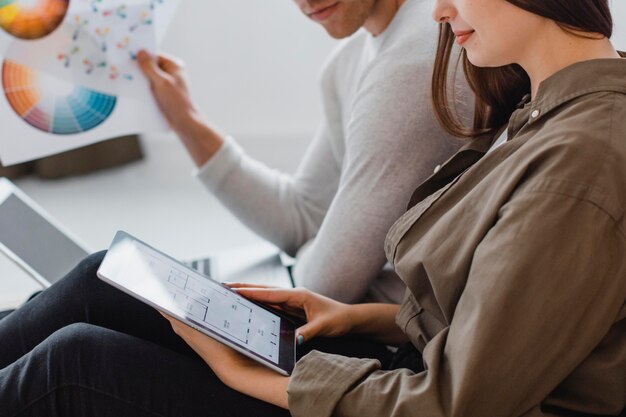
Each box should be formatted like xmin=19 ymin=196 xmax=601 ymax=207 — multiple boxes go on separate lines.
xmin=229 ymin=284 xmax=354 ymax=345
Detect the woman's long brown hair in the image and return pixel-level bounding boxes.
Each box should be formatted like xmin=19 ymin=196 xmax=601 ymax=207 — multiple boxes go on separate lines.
xmin=432 ymin=0 xmax=614 ymax=139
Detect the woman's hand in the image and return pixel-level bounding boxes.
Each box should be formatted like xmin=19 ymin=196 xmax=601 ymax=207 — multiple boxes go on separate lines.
xmin=232 ymin=284 xmax=408 ymax=346
xmin=160 ymin=312 xmax=289 ymax=409
xmin=229 ymin=284 xmax=354 ymax=345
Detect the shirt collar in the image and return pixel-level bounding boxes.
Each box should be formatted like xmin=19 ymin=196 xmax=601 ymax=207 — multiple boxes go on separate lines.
xmin=409 ymin=55 xmax=626 ymax=209
xmin=519 ymin=54 xmax=626 ymax=126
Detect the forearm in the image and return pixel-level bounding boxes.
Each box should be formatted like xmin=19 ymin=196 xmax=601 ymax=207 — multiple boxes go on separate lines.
xmin=174 ymin=111 xmax=225 ymax=168
xmin=196 ymin=129 xmax=338 ymax=255
xmin=163 ymin=313 xmax=291 ymax=410
xmin=216 ymin=363 xmax=290 ymax=409
xmin=348 ymin=304 xmax=407 ymax=346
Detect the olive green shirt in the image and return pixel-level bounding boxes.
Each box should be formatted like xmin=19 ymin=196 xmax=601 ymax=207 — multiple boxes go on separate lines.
xmin=288 ymin=57 xmax=626 ymax=416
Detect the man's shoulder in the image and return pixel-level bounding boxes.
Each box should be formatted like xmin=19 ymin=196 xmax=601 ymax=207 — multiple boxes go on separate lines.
xmin=322 ymin=26 xmax=438 ymax=83
xmin=320 ymin=29 xmax=369 ymax=73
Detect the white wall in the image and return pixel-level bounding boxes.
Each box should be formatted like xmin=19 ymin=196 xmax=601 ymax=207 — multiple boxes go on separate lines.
xmin=160 ymin=1 xmax=336 ymax=142
xmin=612 ymin=0 xmax=626 ymax=49
xmin=160 ymin=1 xmax=624 ymax=142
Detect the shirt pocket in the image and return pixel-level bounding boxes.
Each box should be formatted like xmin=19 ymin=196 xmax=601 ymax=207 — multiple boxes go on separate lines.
xmin=385 ymin=173 xmax=465 ymax=266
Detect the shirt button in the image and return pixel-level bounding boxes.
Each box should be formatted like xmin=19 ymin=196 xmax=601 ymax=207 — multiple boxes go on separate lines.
xmin=433 ymin=164 xmax=442 ymax=174
xmin=531 ymin=109 xmax=540 ymax=118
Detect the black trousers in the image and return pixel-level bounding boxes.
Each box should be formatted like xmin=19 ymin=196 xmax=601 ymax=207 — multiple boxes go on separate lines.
xmin=0 ymin=252 xmax=421 ymax=417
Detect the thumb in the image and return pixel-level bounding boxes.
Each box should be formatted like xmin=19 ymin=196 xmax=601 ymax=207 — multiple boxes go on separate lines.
xmin=137 ymin=50 xmax=166 ymax=84
xmin=295 ymin=321 xmax=323 ymax=346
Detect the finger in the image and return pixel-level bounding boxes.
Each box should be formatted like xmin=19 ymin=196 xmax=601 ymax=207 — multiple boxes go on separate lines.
xmin=157 ymin=53 xmax=184 ymax=73
xmin=295 ymin=321 xmax=323 ymax=345
xmin=159 ymin=310 xmax=173 ymax=321
xmin=235 ymin=288 xmax=305 ymax=306
xmin=158 ymin=312 xmax=188 ymax=333
xmin=137 ymin=50 xmax=166 ymax=83
xmin=226 ymin=282 xmax=278 ymax=290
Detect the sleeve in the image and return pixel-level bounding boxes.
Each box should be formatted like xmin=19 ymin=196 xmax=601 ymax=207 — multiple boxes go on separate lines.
xmin=195 ymin=120 xmax=340 ymax=256
xmin=288 ymin=188 xmax=626 ymax=417
xmin=197 ymin=46 xmax=461 ymax=303
xmin=292 ymin=56 xmax=460 ymax=303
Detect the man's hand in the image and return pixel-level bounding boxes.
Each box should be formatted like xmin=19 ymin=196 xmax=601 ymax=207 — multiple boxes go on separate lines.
xmin=137 ymin=51 xmax=196 ymax=131
xmin=136 ymin=50 xmax=224 ymax=167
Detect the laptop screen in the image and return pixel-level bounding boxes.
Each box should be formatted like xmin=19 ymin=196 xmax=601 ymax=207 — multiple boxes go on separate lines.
xmin=0 ymin=193 xmax=89 ymax=284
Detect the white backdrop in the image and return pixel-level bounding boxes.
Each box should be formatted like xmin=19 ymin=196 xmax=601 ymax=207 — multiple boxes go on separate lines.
xmin=612 ymin=0 xmax=626 ymax=49
xmin=160 ymin=1 xmax=336 ymax=141
xmin=159 ymin=1 xmax=624 ymax=142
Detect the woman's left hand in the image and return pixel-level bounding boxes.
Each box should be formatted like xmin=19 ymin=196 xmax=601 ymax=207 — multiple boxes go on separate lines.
xmin=160 ymin=312 xmax=290 ymax=409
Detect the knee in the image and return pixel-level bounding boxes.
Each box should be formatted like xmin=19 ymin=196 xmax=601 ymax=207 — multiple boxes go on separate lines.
xmin=46 ymin=323 xmax=103 ymax=360
xmin=57 ymin=250 xmax=108 ymax=292
xmin=31 ymin=324 xmax=108 ymax=389
xmin=76 ymin=250 xmax=107 ymax=276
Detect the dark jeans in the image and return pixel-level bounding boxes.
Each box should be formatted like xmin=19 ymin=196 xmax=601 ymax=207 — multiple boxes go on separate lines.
xmin=0 ymin=252 xmax=419 ymax=417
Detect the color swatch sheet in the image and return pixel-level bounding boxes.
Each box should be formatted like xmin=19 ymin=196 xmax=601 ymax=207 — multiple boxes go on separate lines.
xmin=0 ymin=0 xmax=179 ymax=165
xmin=0 ymin=0 xmax=173 ymax=102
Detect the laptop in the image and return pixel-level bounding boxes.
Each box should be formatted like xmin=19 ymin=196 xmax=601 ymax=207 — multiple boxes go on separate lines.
xmin=0 ymin=177 xmax=91 ymax=288
xmin=0 ymin=177 xmax=293 ymax=290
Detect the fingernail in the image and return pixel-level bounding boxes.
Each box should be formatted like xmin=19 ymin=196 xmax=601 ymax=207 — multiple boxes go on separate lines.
xmin=297 ymin=335 xmax=304 ymax=346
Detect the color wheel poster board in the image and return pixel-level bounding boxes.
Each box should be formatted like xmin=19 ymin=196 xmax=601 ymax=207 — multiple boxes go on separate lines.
xmin=0 ymin=0 xmax=178 ymax=166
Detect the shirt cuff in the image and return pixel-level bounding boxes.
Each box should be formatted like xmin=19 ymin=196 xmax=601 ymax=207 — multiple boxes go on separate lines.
xmin=193 ymin=136 xmax=244 ymax=192
xmin=288 ymin=350 xmax=381 ymax=417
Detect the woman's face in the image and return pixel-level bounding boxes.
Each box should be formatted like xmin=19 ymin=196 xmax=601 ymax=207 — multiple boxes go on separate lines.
xmin=432 ymin=0 xmax=548 ymax=68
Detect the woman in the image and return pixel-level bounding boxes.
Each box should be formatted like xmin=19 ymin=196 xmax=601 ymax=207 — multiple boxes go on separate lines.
xmin=0 ymin=0 xmax=624 ymax=415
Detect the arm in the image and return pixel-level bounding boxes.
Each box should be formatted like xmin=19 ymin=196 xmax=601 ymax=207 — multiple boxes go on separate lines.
xmin=291 ymin=57 xmax=462 ymax=303
xmin=288 ymin=191 xmax=626 ymax=417
xmin=138 ymin=50 xmax=341 ymax=255
xmin=137 ymin=52 xmax=225 ymax=167
xmin=161 ymin=312 xmax=290 ymax=409
xmin=139 ymin=50 xmax=462 ymax=304
xmin=233 ymin=286 xmax=408 ymax=346
xmin=160 ymin=287 xmax=407 ymax=409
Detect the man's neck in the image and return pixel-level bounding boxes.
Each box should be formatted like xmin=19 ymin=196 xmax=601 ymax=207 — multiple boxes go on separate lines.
xmin=363 ymin=0 xmax=408 ymax=36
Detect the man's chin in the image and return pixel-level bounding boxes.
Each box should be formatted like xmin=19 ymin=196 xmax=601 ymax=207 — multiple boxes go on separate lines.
xmin=321 ymin=23 xmax=361 ymax=39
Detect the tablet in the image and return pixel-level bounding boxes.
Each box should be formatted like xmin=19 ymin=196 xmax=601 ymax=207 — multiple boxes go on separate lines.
xmin=97 ymin=231 xmax=296 ymax=375
xmin=0 ymin=178 xmax=90 ymax=287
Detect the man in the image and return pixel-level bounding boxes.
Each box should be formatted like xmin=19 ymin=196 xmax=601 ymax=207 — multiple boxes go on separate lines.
xmin=137 ymin=0 xmax=468 ymax=304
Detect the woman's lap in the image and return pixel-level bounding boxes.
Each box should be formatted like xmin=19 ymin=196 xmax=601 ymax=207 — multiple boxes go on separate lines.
xmin=0 ymin=252 xmax=395 ymax=416
xmin=0 ymin=251 xmax=197 ymax=369
xmin=0 ymin=323 xmax=290 ymax=417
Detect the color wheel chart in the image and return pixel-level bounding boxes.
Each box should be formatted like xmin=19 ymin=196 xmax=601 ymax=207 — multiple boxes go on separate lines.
xmin=2 ymin=59 xmax=117 ymax=134
xmin=0 ymin=0 xmax=69 ymax=40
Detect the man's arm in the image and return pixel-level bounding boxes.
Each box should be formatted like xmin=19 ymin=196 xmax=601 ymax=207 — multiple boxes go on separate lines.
xmin=137 ymin=52 xmax=226 ymax=167
xmin=138 ymin=48 xmax=464 ymax=304
xmin=292 ymin=55 xmax=462 ymax=302
xmin=138 ymin=49 xmax=344 ymax=256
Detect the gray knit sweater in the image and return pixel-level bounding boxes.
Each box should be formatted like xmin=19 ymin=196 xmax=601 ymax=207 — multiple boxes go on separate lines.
xmin=196 ymin=0 xmax=470 ymax=303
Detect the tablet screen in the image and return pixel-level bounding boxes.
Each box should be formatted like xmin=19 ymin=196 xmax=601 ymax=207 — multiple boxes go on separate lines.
xmin=97 ymin=231 xmax=295 ymax=375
